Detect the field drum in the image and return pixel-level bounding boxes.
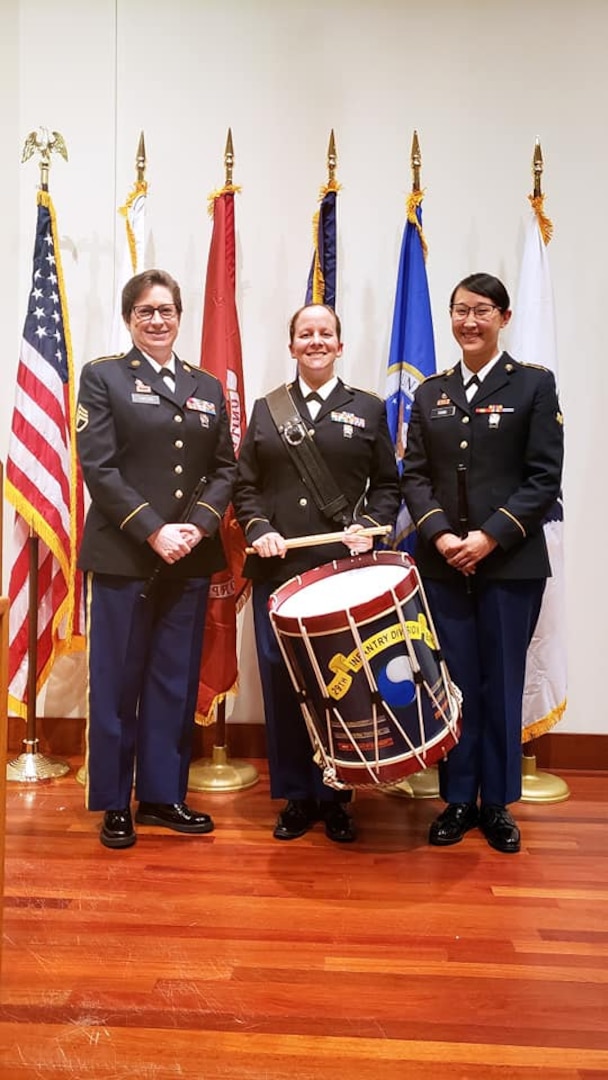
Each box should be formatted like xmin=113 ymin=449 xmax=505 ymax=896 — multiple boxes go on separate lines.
xmin=268 ymin=550 xmax=462 ymax=789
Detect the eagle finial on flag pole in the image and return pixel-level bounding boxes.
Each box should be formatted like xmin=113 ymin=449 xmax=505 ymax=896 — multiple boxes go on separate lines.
xmin=21 ymin=127 xmax=68 ymax=192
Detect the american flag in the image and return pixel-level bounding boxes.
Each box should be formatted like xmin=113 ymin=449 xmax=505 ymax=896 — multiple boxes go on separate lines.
xmin=6 ymin=189 xmax=85 ymax=719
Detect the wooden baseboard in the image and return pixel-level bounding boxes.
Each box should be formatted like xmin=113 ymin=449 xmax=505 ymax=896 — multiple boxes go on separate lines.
xmin=526 ymin=732 xmax=608 ymax=772
xmin=6 ymin=715 xmax=267 ymax=762
xmin=6 ymin=717 xmax=607 ymax=771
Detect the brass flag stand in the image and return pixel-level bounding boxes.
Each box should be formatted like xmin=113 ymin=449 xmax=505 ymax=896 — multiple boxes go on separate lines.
xmin=188 ymin=130 xmax=257 ymax=794
xmin=7 ymin=130 xmax=71 ymax=783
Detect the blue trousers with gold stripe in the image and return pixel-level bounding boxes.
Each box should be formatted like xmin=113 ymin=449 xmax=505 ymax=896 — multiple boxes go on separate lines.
xmin=424 ymin=577 xmax=545 ymax=808
xmin=85 ymin=573 xmax=209 ymax=811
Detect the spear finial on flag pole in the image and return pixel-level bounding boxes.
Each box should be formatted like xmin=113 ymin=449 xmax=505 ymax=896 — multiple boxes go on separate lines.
xmin=224 ymin=127 xmax=234 ymax=186
xmin=528 ymin=138 xmax=553 ymax=246
xmin=532 ymin=137 xmax=543 ymax=198
xmin=7 ymin=129 xmax=81 ymax=782
xmin=327 ymin=129 xmax=337 ymax=187
xmin=411 ymin=129 xmax=421 ymax=193
xmin=136 ymin=130 xmax=146 ymax=184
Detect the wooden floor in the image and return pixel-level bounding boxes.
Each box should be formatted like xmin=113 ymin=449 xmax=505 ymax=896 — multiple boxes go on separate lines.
xmin=1 ymin=761 xmax=607 ymax=1079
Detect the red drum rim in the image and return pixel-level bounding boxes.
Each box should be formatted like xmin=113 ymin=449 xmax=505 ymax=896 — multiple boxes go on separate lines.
xmin=269 ymin=550 xmax=419 ymax=634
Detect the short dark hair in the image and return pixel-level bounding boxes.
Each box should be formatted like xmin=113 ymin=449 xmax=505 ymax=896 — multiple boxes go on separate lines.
xmin=449 ymin=273 xmax=510 ymax=313
xmin=289 ymin=303 xmax=342 ymax=344
xmin=122 ymin=269 xmax=183 ymax=321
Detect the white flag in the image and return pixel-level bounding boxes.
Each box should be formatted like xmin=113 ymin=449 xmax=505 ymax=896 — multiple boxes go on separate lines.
xmin=109 ymin=180 xmax=147 ymax=354
xmin=509 ymin=206 xmax=566 ymax=740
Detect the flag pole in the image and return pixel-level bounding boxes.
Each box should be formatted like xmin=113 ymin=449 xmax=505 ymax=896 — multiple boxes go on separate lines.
xmin=76 ymin=130 xmax=149 ymax=789
xmin=387 ymin=130 xmax=439 ymax=801
xmin=188 ymin=129 xmax=257 ymax=793
xmin=7 ymin=130 xmax=70 ymax=783
xmin=520 ymin=140 xmax=569 ymax=804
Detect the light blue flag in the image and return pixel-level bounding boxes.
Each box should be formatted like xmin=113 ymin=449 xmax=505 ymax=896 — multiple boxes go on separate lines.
xmin=384 ymin=193 xmax=436 ymax=552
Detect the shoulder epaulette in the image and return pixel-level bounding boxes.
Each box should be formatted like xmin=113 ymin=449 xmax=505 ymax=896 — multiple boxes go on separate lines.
xmin=342 ymin=382 xmax=383 ymax=401
xmin=90 ymin=353 xmax=124 ymax=366
xmin=193 ymin=363 xmax=221 ymax=384
xmin=518 ymin=361 xmax=549 ymax=372
xmin=422 ymin=367 xmax=454 ymax=382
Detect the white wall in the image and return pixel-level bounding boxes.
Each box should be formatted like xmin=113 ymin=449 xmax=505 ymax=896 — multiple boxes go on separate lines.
xmin=3 ymin=0 xmax=607 ymax=735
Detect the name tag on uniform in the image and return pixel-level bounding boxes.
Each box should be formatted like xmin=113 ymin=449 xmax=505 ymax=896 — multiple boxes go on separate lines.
xmin=430 ymin=406 xmax=455 ymax=418
xmin=131 ymin=392 xmax=160 ymax=404
xmin=187 ymin=397 xmax=216 ymax=416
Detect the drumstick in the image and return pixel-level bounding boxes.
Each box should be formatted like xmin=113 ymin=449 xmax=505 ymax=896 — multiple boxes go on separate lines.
xmin=245 ymin=524 xmax=392 ymax=555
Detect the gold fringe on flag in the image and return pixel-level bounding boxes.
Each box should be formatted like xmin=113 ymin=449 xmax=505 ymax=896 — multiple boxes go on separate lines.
xmin=206 ymin=183 xmax=241 ymax=216
xmin=528 ymin=193 xmax=553 ymax=246
xmin=118 ymin=178 xmax=148 ymax=274
xmin=406 ymin=189 xmax=429 ymax=260
xmin=522 ymin=697 xmax=567 ymax=743
xmin=309 ymin=179 xmax=341 ymax=304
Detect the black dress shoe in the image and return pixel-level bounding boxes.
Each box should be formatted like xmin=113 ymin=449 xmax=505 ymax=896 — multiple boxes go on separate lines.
xmin=273 ymin=799 xmax=319 ymax=840
xmin=135 ymin=802 xmax=214 ymax=834
xmin=101 ymin=808 xmax=136 ymax=849
xmin=429 ymin=802 xmax=479 ymax=846
xmin=479 ymin=805 xmax=521 ymax=853
xmin=319 ymin=801 xmax=357 ymax=843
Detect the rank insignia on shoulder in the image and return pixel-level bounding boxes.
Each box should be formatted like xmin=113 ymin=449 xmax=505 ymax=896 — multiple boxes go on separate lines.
xmin=76 ymin=403 xmax=89 ymax=432
xmin=556 ymin=411 xmax=564 ymax=425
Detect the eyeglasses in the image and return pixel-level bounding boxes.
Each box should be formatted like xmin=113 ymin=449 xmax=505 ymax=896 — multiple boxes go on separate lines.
xmin=450 ymin=304 xmax=498 ymax=321
xmin=132 ymin=304 xmax=179 ymax=322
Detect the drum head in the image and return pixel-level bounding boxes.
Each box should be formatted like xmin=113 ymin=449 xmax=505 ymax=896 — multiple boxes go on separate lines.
xmin=270 ymin=551 xmax=418 ymax=633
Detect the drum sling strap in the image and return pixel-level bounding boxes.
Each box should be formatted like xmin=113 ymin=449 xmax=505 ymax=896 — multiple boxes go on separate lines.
xmin=265 ymin=383 xmax=352 ymax=527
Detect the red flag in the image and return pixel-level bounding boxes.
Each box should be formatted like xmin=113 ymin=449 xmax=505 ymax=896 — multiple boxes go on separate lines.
xmin=6 ymin=189 xmax=85 ymax=719
xmin=196 ymin=186 xmax=249 ymax=723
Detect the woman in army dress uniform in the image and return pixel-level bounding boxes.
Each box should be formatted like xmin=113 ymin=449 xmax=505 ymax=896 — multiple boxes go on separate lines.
xmin=401 ymin=273 xmax=564 ymax=853
xmin=76 ymin=269 xmax=237 ymax=848
xmin=234 ymin=303 xmax=399 ymax=844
